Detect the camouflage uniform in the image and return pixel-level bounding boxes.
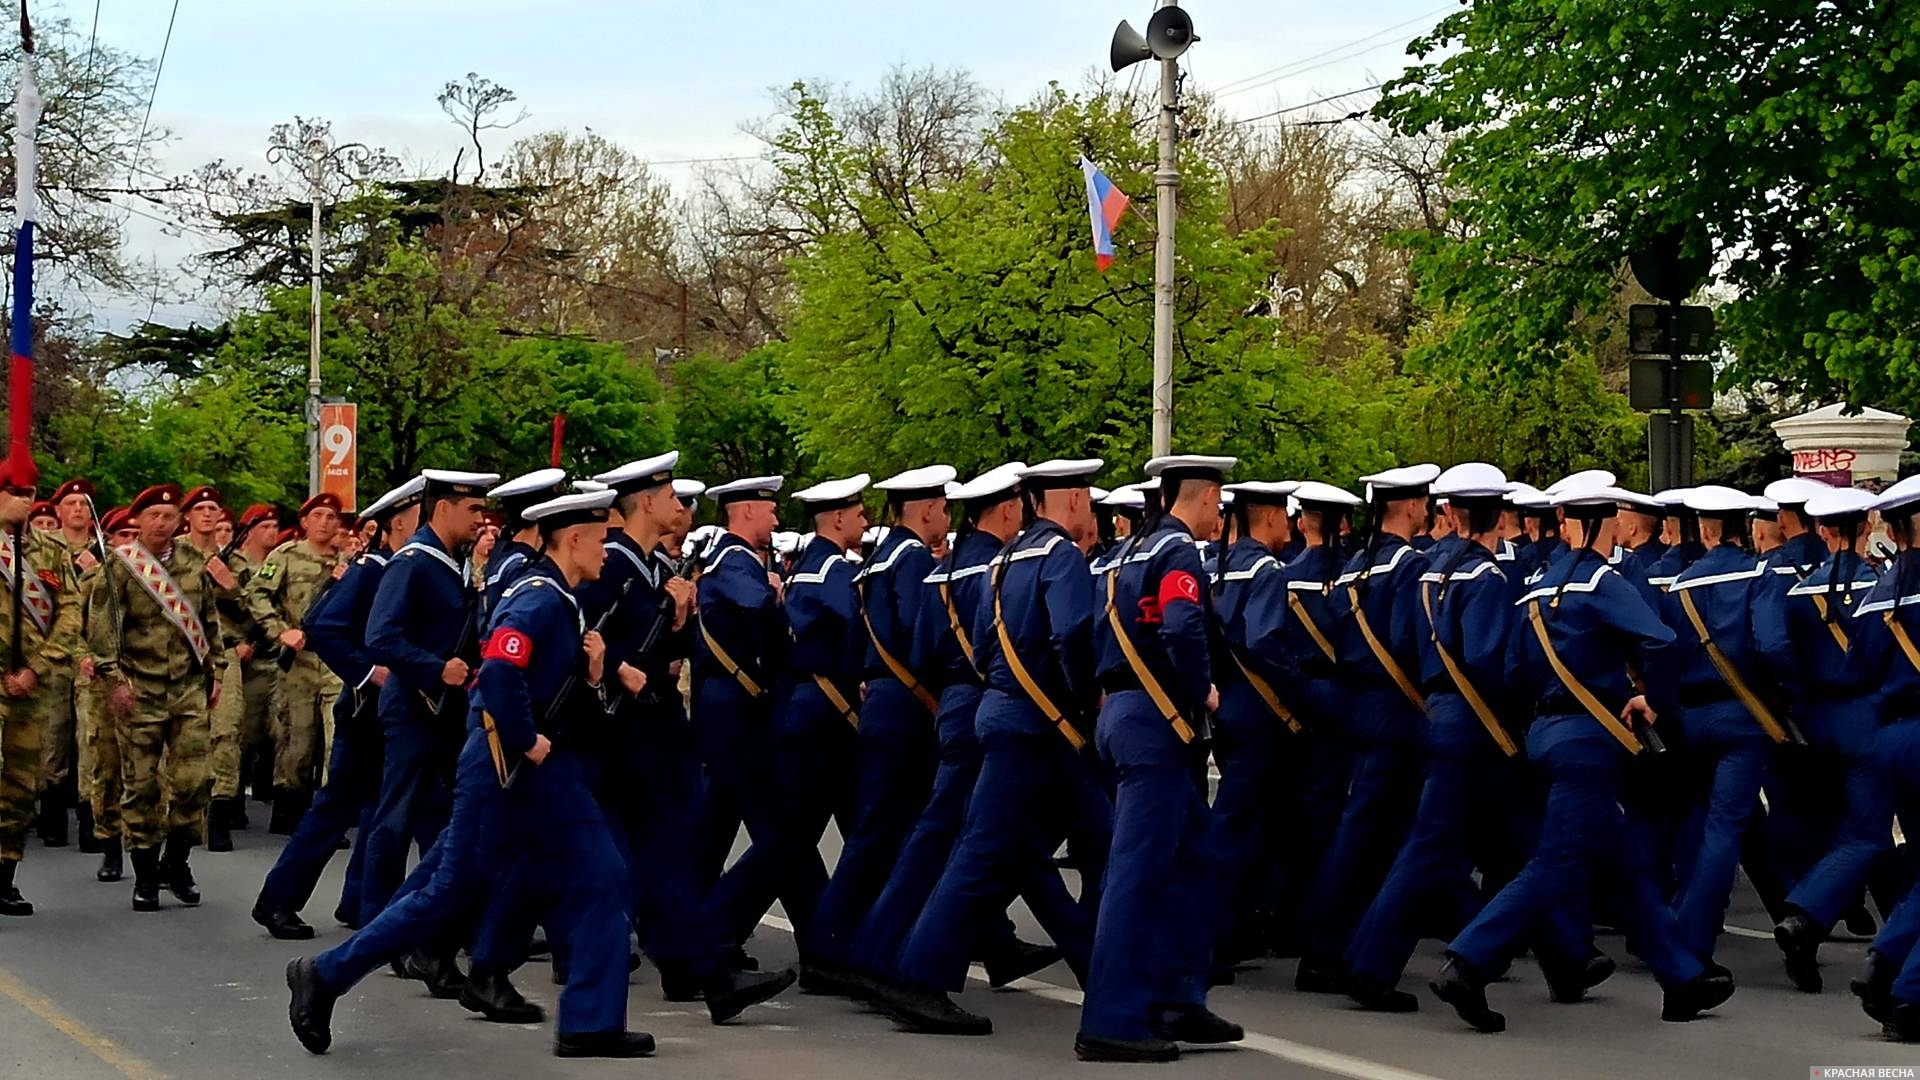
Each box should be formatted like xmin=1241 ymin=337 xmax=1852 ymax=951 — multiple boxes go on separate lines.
xmin=76 ymin=563 xmax=121 ymax=842
xmin=35 ymin=533 xmax=89 ymax=802
xmin=210 ymin=549 xmax=279 ymax=800
xmin=87 ymin=541 xmax=224 ymax=849
xmin=0 ymin=529 xmax=84 ymax=861
xmin=245 ymin=539 xmax=343 ymax=793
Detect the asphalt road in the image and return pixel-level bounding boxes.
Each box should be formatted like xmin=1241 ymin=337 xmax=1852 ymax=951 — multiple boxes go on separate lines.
xmin=0 ymin=814 xmax=1914 ymax=1080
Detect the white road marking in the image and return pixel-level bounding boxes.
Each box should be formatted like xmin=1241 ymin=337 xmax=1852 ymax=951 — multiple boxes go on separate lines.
xmin=758 ymin=914 xmax=1444 ymax=1080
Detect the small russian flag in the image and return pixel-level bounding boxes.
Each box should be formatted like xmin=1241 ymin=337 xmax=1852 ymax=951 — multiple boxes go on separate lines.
xmin=1080 ymin=156 xmax=1130 ymax=273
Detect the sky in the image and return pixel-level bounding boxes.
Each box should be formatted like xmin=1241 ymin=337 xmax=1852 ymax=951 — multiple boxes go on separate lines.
xmin=49 ymin=0 xmax=1455 ymax=330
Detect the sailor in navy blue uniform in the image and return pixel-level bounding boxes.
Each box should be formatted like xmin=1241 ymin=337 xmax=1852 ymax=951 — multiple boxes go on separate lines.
xmin=689 ymin=476 xmax=789 ymax=965
xmin=1617 ymin=489 xmax=1669 ymax=571
xmin=253 ymin=477 xmax=424 ymax=940
xmin=849 ymin=462 xmax=1065 ymax=988
xmin=1662 ymin=485 xmax=1787 ymax=960
xmin=1204 ymin=480 xmax=1301 ymax=966
xmin=1267 ymin=481 xmax=1361 ymax=956
xmin=291 ymin=488 xmax=657 ymax=1060
xmin=751 ymin=473 xmax=870 ymax=975
xmin=1646 ymin=488 xmax=1707 ymax=590
xmin=1755 ymin=485 xmax=1886 ymax=992
xmin=879 ymin=459 xmax=1113 ymax=1038
xmin=1433 ymin=481 xmax=1734 ymax=1032
xmin=1076 ymin=455 xmax=1241 ymax=1063
xmin=1846 ymin=475 xmax=1920 ymax=1041
xmin=1516 ymin=487 xmax=1565 ymax=580
xmin=482 ymin=469 xmax=567 ymax=617
xmin=1742 ymin=477 xmax=1836 ymax=924
xmin=809 ymin=466 xmax=956 ymax=988
xmin=1345 ymin=464 xmax=1603 ymax=1011
xmin=1295 ymin=463 xmax=1437 ymax=993
xmin=358 ymin=470 xmax=496 ymax=947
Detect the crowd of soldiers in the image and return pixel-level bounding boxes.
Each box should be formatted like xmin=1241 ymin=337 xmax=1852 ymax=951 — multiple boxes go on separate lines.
xmin=2 ymin=451 xmax=1919 ymax=1061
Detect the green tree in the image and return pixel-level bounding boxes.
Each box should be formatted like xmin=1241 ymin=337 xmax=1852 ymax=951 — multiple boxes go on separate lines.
xmin=767 ymin=81 xmax=1403 ymax=488
xmin=487 ymin=336 xmax=672 ymax=474
xmin=665 ymin=351 xmax=808 ymax=484
xmin=1377 ymin=0 xmax=1920 ymax=411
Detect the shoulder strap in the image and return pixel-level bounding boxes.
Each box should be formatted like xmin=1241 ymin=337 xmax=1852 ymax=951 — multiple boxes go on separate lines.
xmin=811 ymin=674 xmax=860 ymax=729
xmin=1525 ymin=600 xmax=1642 ymax=755
xmin=941 ymin=580 xmax=976 ymax=668
xmin=1884 ymin=608 xmax=1920 ymax=676
xmin=1421 ymin=581 xmax=1517 ymax=757
xmin=990 ymin=561 xmax=1086 ymax=750
xmin=1676 ymin=589 xmax=1793 ymax=745
xmin=1346 ymin=583 xmax=1424 ymax=711
xmin=1224 ymin=647 xmax=1303 ymax=735
xmin=698 ymin=621 xmax=764 ymax=698
xmin=1806 ymin=593 xmax=1851 ymax=652
xmin=1287 ymin=590 xmax=1338 ymax=663
xmin=858 ymin=584 xmax=939 ymax=712
xmin=1102 ymin=569 xmax=1196 ymax=744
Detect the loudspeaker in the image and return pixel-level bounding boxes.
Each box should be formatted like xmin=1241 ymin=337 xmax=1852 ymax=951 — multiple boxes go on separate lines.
xmin=1110 ymin=19 xmax=1153 ymax=72
xmin=1111 ymin=7 xmax=1198 ymax=71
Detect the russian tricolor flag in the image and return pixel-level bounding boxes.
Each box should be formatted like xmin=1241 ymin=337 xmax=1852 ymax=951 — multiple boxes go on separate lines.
xmin=5 ymin=25 xmax=40 ymax=489
xmin=1080 ymin=156 xmax=1130 ymax=273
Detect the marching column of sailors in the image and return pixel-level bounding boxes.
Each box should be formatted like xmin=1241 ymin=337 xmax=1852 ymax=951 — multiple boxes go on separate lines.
xmin=268 ymin=450 xmax=1920 ymax=1060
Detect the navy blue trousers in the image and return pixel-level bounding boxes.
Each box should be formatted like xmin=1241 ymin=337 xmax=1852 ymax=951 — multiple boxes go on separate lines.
xmin=1079 ymin=691 xmax=1215 ymax=1041
xmin=896 ymin=691 xmax=1111 ymax=994
xmin=259 ymin=691 xmax=381 ymax=924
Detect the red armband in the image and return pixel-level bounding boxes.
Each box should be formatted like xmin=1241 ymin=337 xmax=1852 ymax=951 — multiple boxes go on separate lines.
xmin=1158 ymin=570 xmax=1201 ymax=608
xmin=481 ymin=627 xmax=532 ymax=668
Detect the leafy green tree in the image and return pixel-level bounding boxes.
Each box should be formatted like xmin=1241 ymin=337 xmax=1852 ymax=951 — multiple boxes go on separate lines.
xmin=1377 ymin=0 xmax=1920 ymax=412
xmin=665 ymin=351 xmax=808 ymax=485
xmin=766 ymin=82 xmax=1403 ymax=488
xmin=487 ymin=336 xmax=672 ymax=474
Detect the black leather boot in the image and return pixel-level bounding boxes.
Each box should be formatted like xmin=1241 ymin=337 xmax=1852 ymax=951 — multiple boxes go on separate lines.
xmin=0 ymin=859 xmax=33 ymax=916
xmin=96 ymin=836 xmax=123 ymax=882
xmin=1347 ymin=973 xmax=1418 ymax=1012
xmin=981 ymin=938 xmax=1062 ymax=988
xmin=872 ymin=981 xmax=992 ymax=1035
xmin=705 ymin=967 xmax=797 ymax=1024
xmin=405 ymin=949 xmax=467 ymax=999
xmin=1074 ymin=1033 xmax=1179 ymax=1063
xmin=75 ymin=802 xmax=100 ymax=854
xmin=1774 ymin=910 xmax=1824 ymax=993
xmin=553 ymin=1030 xmax=655 ymax=1058
xmin=1431 ymin=955 xmax=1505 ymax=1033
xmin=207 ymin=799 xmax=234 ymax=853
xmin=129 ymin=846 xmax=162 ymax=911
xmin=252 ymin=895 xmax=316 ymax=940
xmin=161 ymin=829 xmax=201 ymax=906
xmin=1149 ymin=1003 xmax=1245 ymax=1043
xmin=269 ymin=788 xmax=309 ymax=836
xmin=459 ymin=966 xmax=545 ymax=1023
xmin=36 ymin=791 xmax=69 ymax=848
xmin=1854 ymin=949 xmax=1896 ymax=1019
xmin=1661 ymin=967 xmax=1735 ymax=1022
xmin=286 ymin=957 xmax=337 ymax=1055
xmin=1542 ymin=947 xmax=1616 ymax=1004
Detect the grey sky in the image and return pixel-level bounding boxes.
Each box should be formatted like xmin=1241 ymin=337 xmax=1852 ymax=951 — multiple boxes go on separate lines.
xmin=57 ymin=0 xmax=1450 ymax=328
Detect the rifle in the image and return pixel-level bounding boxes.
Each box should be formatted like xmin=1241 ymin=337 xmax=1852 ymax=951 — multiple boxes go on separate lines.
xmin=7 ymin=521 xmax=22 ymax=676
xmin=538 ymin=577 xmax=634 ymax=740
xmin=629 ymin=552 xmax=699 ymax=670
xmin=421 ymin=589 xmax=481 ymax=717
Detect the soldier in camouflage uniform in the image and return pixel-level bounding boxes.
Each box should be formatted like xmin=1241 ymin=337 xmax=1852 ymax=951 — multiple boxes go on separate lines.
xmin=208 ymin=503 xmax=282 ymax=851
xmin=247 ymin=493 xmax=346 ymax=834
xmin=0 ymin=477 xmax=84 ymax=916
xmin=32 ymin=477 xmax=97 ymax=850
xmin=79 ymin=505 xmax=135 ymax=882
xmin=88 ymin=484 xmax=231 ymax=912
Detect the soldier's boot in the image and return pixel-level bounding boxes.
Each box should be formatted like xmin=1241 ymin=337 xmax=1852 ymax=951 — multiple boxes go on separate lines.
xmin=96 ymin=836 xmax=123 ymax=883
xmin=704 ymin=967 xmax=798 ymax=1024
xmin=553 ymin=1030 xmax=655 ymax=1059
xmin=404 ymin=948 xmax=467 ymax=999
xmin=1542 ymin=946 xmax=1616 ymax=1004
xmin=161 ymin=829 xmax=201 ymax=907
xmin=252 ymin=895 xmax=316 ymax=940
xmin=872 ymin=981 xmax=992 ymax=1035
xmin=230 ymin=791 xmax=250 ymax=830
xmin=0 ymin=859 xmax=33 ymax=916
xmin=1148 ymin=1003 xmax=1244 ymax=1045
xmin=286 ymin=957 xmax=337 ymax=1055
xmin=981 ymin=938 xmax=1062 ymax=988
xmin=1430 ymin=955 xmax=1505 ymax=1033
xmin=1660 ymin=967 xmax=1736 ymax=1022
xmin=35 ymin=791 xmax=69 ymax=848
xmin=459 ymin=966 xmax=545 ymax=1024
xmin=75 ymin=802 xmax=100 ymax=854
xmin=1853 ymin=950 xmax=1898 ymax=1024
xmin=207 ymin=800 xmax=234 ymax=853
xmin=1346 ymin=973 xmax=1419 ymax=1013
xmin=1774 ymin=909 xmax=1824 ymax=993
xmin=129 ymin=846 xmax=162 ymax=912
xmin=269 ymin=788 xmax=310 ymax=836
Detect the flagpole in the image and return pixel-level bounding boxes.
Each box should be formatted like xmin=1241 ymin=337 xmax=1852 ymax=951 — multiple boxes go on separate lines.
xmin=1150 ymin=0 xmax=1180 ymax=458
xmin=7 ymin=2 xmax=36 ymax=677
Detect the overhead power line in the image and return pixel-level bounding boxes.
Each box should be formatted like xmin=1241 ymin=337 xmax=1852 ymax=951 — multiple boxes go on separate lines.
xmin=1230 ymin=83 xmax=1386 ymax=127
xmin=1210 ymin=4 xmax=1454 ymax=100
xmin=126 ymin=0 xmax=180 ymax=187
